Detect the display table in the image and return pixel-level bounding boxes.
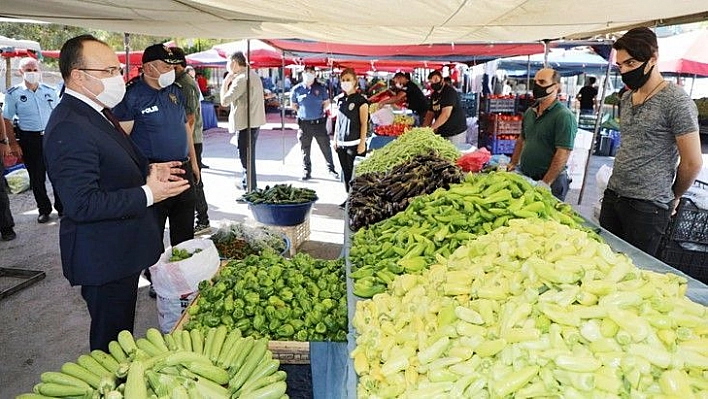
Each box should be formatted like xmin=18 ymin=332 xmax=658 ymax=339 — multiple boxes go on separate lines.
xmin=201 ymin=101 xmax=218 ymax=130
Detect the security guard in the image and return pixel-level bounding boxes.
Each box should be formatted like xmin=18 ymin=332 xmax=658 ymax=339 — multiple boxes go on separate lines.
xmin=290 ymin=65 xmax=339 ymax=181
xmin=3 ymin=57 xmax=63 ymax=223
xmin=113 ymin=44 xmax=199 ymax=297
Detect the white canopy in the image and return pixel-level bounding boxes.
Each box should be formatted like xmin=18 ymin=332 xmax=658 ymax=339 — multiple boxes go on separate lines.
xmin=0 ymin=35 xmax=41 ymax=51
xmin=2 ymin=1 xmax=708 ymax=45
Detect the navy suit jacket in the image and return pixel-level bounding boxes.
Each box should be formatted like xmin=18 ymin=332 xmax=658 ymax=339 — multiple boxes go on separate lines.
xmin=44 ymin=94 xmax=162 ymax=286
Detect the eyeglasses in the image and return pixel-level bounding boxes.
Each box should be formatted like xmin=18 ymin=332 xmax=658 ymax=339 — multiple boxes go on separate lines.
xmin=78 ymin=66 xmax=124 ymax=76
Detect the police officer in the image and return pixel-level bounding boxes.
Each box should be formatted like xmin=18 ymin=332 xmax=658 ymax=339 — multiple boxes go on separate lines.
xmin=3 ymin=57 xmax=63 ymax=223
xmin=290 ymin=66 xmax=339 ymax=181
xmin=113 ymin=44 xmax=199 ymax=294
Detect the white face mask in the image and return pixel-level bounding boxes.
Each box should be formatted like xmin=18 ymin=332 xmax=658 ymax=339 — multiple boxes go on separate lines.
xmin=158 ymin=69 xmax=176 ymax=88
xmin=341 ymin=81 xmax=354 ymax=93
xmin=395 ymin=83 xmax=404 ymax=89
xmin=24 ymin=71 xmax=41 ymax=84
xmin=83 ymin=72 xmax=126 ymax=108
xmin=303 ymin=72 xmax=315 ymax=84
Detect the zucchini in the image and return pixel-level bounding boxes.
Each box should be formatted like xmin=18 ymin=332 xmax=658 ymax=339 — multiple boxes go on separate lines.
xmin=104 ymin=390 xmax=123 ymax=399
xmin=184 ymin=362 xmax=230 ymax=385
xmin=16 ymin=394 xmax=55 ymax=399
xmin=217 ymin=329 xmax=241 ymax=366
xmin=194 ymin=376 xmax=230 ymax=398
xmin=108 ymin=341 xmax=129 ymax=364
xmin=238 ymin=381 xmax=287 ymax=399
xmin=77 ymin=354 xmax=112 ymax=377
xmin=98 ymin=375 xmax=117 ymax=395
xmin=181 ymin=330 xmax=193 ymax=353
xmin=153 ymin=350 xmax=212 ymax=371
xmin=229 ymin=339 xmax=268 ymax=391
xmin=229 ymin=337 xmax=255 ymax=374
xmin=164 ymin=333 xmax=178 ymax=351
xmin=61 ymin=362 xmax=102 ymax=389
xmin=117 ymin=330 xmax=137 ymax=355
xmin=173 ymin=330 xmax=184 ymax=351
xmin=209 ymin=325 xmax=228 ymax=363
xmin=146 ymin=328 xmax=169 ymax=353
xmin=136 ymin=338 xmax=163 ymax=357
xmin=243 ymin=359 xmax=280 ymax=388
xmin=203 ymin=327 xmax=217 ymax=357
xmin=172 ymin=385 xmax=189 ymax=399
xmin=220 ymin=336 xmax=246 ymax=369
xmin=237 ymin=370 xmax=287 ymax=397
xmin=40 ymin=371 xmax=92 ymax=390
xmin=124 ymin=360 xmax=148 ymax=399
xmin=190 ymin=329 xmax=204 ymax=355
xmin=90 ymin=349 xmax=120 ymax=373
xmin=36 ymin=382 xmax=93 ymax=397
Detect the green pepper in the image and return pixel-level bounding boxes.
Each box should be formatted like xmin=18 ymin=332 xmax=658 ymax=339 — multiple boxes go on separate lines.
xmin=232 ymin=308 xmax=245 ymax=320
xmin=244 ymin=304 xmax=256 ymax=316
xmin=294 ymin=330 xmax=309 ymax=341
xmin=269 ymin=318 xmax=282 ymax=330
xmin=275 ymin=307 xmax=292 ymax=321
xmin=315 ymin=322 xmax=327 ymax=334
xmin=291 ymin=319 xmax=305 ymax=331
xmin=268 ymin=295 xmax=286 ymax=308
xmin=223 ymin=294 xmax=234 ymax=313
xmin=276 ymin=324 xmax=295 ymax=338
xmin=264 ymin=305 xmax=276 ymax=319
xmin=244 ymin=292 xmax=260 ymax=305
xmin=205 ymin=315 xmax=221 ymax=327
xmin=235 ymin=318 xmax=251 ymax=331
xmin=253 ymin=313 xmax=266 ymax=330
xmin=280 ymin=288 xmax=294 ymax=302
xmin=321 ymin=298 xmax=335 ymax=311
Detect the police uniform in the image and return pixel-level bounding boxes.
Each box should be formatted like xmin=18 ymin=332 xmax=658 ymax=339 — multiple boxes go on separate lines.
xmin=290 ymin=80 xmax=337 ymax=179
xmin=2 ymin=82 xmax=63 ymax=218
xmin=334 ymin=92 xmax=367 ymax=192
xmin=113 ymin=76 xmax=196 ymax=247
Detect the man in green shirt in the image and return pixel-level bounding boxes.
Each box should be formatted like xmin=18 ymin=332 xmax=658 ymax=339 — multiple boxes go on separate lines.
xmin=172 ymin=48 xmax=210 ymax=234
xmin=509 ymin=68 xmax=577 ymax=201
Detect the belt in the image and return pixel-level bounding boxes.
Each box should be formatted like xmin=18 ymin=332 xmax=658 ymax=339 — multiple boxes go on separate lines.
xmin=300 ymin=118 xmax=326 ymax=125
xmin=149 ymin=157 xmax=190 ymax=166
xmin=605 ymin=188 xmax=670 ymax=210
xmin=18 ymin=129 xmax=44 ymax=134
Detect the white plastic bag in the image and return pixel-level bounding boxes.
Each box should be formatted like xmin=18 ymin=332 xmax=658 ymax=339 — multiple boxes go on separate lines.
xmin=5 ymin=168 xmax=30 ymax=194
xmin=149 ymin=238 xmax=220 ymax=298
xmin=595 ymin=164 xmax=613 ymax=198
xmin=370 ymin=107 xmax=394 ymax=126
xmin=156 ymin=292 xmax=197 ymax=333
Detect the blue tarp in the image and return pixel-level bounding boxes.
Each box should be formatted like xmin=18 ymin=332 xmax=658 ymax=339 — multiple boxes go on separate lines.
xmin=498 ymin=49 xmax=614 ymax=76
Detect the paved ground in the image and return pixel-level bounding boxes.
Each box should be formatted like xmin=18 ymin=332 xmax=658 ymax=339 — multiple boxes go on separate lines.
xmin=0 ymin=111 xmax=677 ymax=397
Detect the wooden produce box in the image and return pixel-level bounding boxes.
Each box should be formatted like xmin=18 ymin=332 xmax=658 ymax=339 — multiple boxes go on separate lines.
xmin=172 ymin=293 xmax=311 ymax=364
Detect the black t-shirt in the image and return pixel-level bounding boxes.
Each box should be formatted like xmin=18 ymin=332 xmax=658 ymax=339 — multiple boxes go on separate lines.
xmin=578 ymin=85 xmax=598 ymax=110
xmin=429 ymin=84 xmax=467 ymax=137
xmin=335 ymin=92 xmax=368 ymax=144
xmin=403 ymin=81 xmax=428 ymax=116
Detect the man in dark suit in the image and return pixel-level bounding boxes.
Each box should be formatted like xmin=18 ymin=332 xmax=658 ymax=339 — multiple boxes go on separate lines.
xmin=44 ymin=35 xmax=190 ymax=351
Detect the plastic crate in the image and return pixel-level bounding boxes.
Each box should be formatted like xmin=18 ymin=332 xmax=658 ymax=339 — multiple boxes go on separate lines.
xmin=489 ymin=138 xmax=517 ymax=155
xmin=258 ymin=218 xmax=311 ymax=256
xmin=665 ymin=198 xmax=708 ymax=245
xmin=482 ymin=97 xmax=517 ymax=113
xmin=658 ymin=241 xmax=708 ymax=284
xmin=489 ymin=118 xmax=522 ymax=135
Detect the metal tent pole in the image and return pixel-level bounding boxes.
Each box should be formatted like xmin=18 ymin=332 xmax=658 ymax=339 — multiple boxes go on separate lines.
xmin=690 ymin=73 xmax=697 ymax=97
xmin=526 ymin=55 xmax=531 ymax=93
xmin=577 ymin=48 xmax=614 ymax=206
xmin=281 ymin=54 xmax=286 ymax=164
xmin=123 ymin=33 xmax=130 ymax=81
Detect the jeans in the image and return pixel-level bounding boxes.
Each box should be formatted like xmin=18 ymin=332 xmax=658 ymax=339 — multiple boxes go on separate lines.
xmin=0 ymin=161 xmax=15 ymax=233
xmin=298 ymin=119 xmax=336 ymax=174
xmin=193 ymin=143 xmax=209 ymax=225
xmin=336 ymin=146 xmax=363 ymax=192
xmin=599 ymin=189 xmax=671 ymax=257
xmin=153 ymin=161 xmax=196 ymax=249
xmin=18 ymin=131 xmax=62 ymax=215
xmin=549 ymin=171 xmax=570 ymax=202
xmin=237 ymin=128 xmax=259 ymax=188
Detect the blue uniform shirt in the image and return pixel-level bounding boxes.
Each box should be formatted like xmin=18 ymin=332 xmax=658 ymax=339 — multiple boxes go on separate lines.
xmin=290 ymin=81 xmax=329 ymax=121
xmin=113 ymin=78 xmax=188 ymax=162
xmin=2 ymin=83 xmax=58 ymax=131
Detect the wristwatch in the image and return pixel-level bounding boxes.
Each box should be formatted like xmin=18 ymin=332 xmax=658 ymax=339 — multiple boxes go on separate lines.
xmin=0 ymin=138 xmax=9 ymax=145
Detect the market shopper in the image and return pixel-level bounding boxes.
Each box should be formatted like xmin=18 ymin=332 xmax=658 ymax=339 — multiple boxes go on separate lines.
xmin=2 ymin=57 xmax=63 ymax=223
xmin=290 ymin=65 xmax=339 ymax=181
xmin=0 ymin=116 xmax=17 ymax=241
xmin=508 ymin=68 xmax=577 ymax=201
xmin=599 ymin=27 xmax=702 ymax=256
xmin=220 ymin=51 xmax=266 ymax=190
xmin=44 ymin=34 xmax=189 ymax=350
xmin=377 ymin=72 xmax=428 ymax=125
xmin=422 ymin=70 xmax=468 ymax=145
xmin=334 ymin=68 xmax=368 ymax=205
xmin=172 ymin=48 xmax=210 ymax=234
xmin=576 ymin=76 xmax=598 ymax=114
xmin=113 ymin=44 xmax=199 ymax=264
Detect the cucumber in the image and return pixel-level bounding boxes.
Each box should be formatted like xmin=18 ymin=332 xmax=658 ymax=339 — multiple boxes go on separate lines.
xmin=40 ymin=371 xmax=92 ymax=389
xmin=117 ymin=330 xmax=137 ymax=355
xmin=146 ymin=328 xmax=169 ymax=353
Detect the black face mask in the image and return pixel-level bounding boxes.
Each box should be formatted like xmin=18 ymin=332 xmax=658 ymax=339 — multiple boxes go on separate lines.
xmin=431 ymin=82 xmax=443 ymax=91
xmin=532 ymin=83 xmax=555 ymax=100
xmin=621 ymin=61 xmax=653 ymax=90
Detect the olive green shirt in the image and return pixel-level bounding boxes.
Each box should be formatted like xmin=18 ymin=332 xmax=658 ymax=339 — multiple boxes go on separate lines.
xmin=175 ymin=71 xmax=204 ymax=144
xmin=519 ymin=100 xmax=577 ymax=179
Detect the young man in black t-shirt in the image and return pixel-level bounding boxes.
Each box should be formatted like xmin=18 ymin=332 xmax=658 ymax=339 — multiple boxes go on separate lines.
xmin=423 ymin=70 xmax=468 ymax=145
xmin=377 ymin=72 xmax=428 ymax=125
xmin=576 ymin=76 xmax=598 ymax=114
